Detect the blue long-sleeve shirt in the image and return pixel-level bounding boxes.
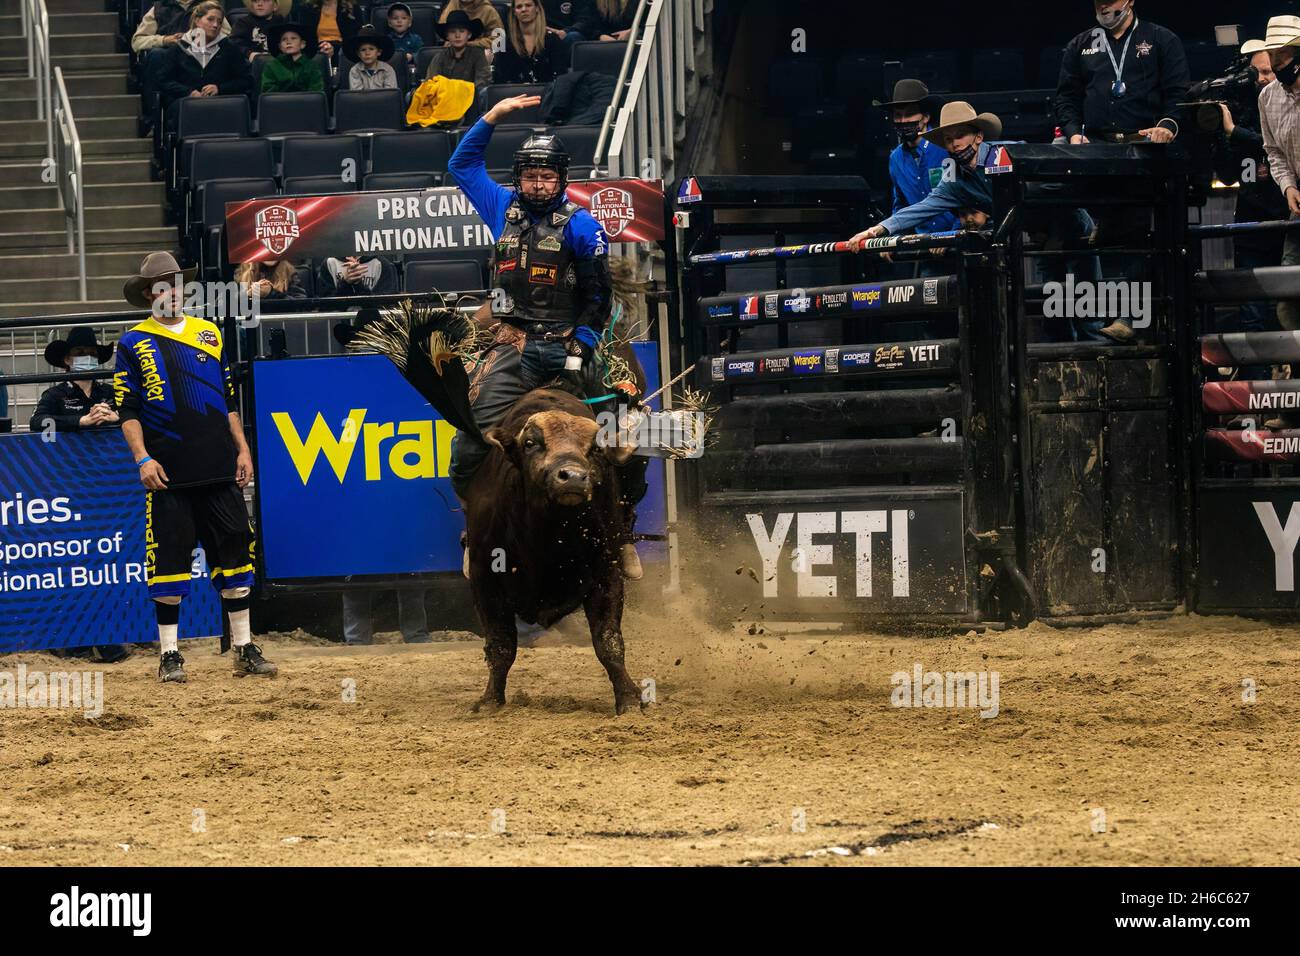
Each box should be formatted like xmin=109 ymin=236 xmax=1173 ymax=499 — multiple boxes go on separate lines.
xmin=888 ymin=136 xmax=959 ymax=234
xmin=878 ymin=141 xmax=997 ymax=236
xmin=447 ymin=118 xmax=608 ymax=257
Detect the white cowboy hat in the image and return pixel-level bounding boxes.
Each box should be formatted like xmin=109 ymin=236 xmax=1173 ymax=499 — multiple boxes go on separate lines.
xmin=1262 ymin=15 xmax=1300 ymax=51
xmin=921 ymin=101 xmax=1002 ymax=146
xmin=1240 ymin=38 xmax=1266 ymax=56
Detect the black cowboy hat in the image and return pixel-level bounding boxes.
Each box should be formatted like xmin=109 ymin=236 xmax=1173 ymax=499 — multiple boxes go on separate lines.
xmin=344 ymin=24 xmax=395 ymax=62
xmin=875 ymin=78 xmax=942 ymax=115
xmin=45 ymin=326 xmax=113 ymax=369
xmin=265 ymin=21 xmax=318 ymax=56
xmin=435 ymin=9 xmax=485 ymax=40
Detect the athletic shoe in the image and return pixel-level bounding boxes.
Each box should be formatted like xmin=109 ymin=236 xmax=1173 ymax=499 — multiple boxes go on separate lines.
xmin=232 ymin=643 xmax=278 ymax=677
xmin=620 ymin=543 xmax=644 ymax=580
xmin=158 ymin=650 xmax=187 ymax=684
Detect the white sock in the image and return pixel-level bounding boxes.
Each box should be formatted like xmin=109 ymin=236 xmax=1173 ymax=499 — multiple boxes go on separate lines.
xmin=159 ymin=624 xmax=179 ymax=655
xmin=229 ymin=608 xmax=252 ymax=648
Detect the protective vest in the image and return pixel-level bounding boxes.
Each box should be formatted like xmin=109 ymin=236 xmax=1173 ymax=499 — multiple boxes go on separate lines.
xmin=492 ymin=197 xmax=580 ymax=325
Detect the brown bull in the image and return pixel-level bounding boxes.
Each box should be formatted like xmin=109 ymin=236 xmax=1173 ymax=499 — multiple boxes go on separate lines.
xmin=466 ymin=387 xmax=643 ymax=715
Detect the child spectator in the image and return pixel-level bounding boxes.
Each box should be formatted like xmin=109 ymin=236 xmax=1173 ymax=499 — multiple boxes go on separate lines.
xmin=235 ymin=259 xmax=308 ymax=301
xmin=30 ymin=327 xmax=119 ymax=435
xmin=291 ymin=0 xmax=361 ymax=59
xmin=386 ymin=2 xmax=423 ymax=64
xmin=426 ymin=10 xmax=490 ymax=93
xmin=344 ymin=25 xmax=397 ymax=91
xmin=495 ymin=0 xmax=570 ymax=84
xmin=159 ymin=2 xmax=250 ymax=115
xmin=318 ymin=256 xmax=398 ymax=296
xmin=261 ymin=21 xmax=324 ymax=93
xmin=575 ymin=0 xmax=636 ymax=41
xmin=439 ymin=0 xmax=504 ymax=58
xmin=229 ymin=0 xmax=284 ymax=61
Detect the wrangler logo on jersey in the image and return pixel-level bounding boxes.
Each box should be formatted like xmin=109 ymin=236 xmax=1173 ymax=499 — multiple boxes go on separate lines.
xmin=132 ymin=339 xmax=167 ymax=402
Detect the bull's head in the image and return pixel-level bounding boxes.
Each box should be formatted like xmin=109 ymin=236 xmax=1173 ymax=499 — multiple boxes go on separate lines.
xmin=486 ymin=410 xmax=636 ymax=507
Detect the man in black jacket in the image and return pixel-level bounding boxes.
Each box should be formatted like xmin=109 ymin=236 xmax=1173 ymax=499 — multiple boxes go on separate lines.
xmin=30 ymin=327 xmax=119 ymax=436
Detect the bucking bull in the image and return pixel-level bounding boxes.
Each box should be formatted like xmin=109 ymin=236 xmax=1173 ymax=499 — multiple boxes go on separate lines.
xmin=351 ymin=297 xmax=648 ymax=715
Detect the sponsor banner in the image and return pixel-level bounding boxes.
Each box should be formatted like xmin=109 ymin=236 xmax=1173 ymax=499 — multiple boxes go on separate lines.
xmin=700 ymin=339 xmax=955 ymax=385
xmin=0 ymin=431 xmax=220 ymax=651
xmin=252 ymin=347 xmax=666 ymax=581
xmin=227 ymin=180 xmax=664 ymax=263
xmin=677 ymin=176 xmax=703 ymax=204
xmin=702 ymin=494 xmax=967 ymax=614
xmin=1202 ymin=381 xmax=1300 ymax=415
xmin=1197 ymin=488 xmax=1300 ymax=610
xmin=697 ymin=277 xmax=954 ymax=324
xmin=1205 ymin=428 xmax=1300 ymax=463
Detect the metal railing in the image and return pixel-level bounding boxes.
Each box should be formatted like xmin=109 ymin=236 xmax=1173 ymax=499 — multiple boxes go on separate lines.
xmin=53 ymin=67 xmax=88 ymax=302
xmin=20 ymin=0 xmax=54 ymax=162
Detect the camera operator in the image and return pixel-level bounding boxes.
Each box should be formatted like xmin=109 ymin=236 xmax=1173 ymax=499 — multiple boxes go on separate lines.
xmin=1215 ymin=39 xmax=1286 ymax=345
xmin=1260 ymin=16 xmax=1300 ymax=334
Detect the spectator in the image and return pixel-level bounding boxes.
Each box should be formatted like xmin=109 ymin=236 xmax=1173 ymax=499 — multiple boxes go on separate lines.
xmin=574 ymin=0 xmax=636 ymax=41
xmin=341 ymin=589 xmax=432 ymax=646
xmin=344 ymin=25 xmax=397 ymax=90
xmin=386 ymin=3 xmax=423 ymax=64
xmin=495 ymin=0 xmax=570 ymax=85
xmin=1261 ymin=17 xmax=1300 ymax=336
xmin=542 ymin=0 xmax=583 ymax=43
xmin=235 ymin=259 xmax=308 ymax=302
xmin=159 ymin=2 xmax=250 ymax=116
xmin=261 ymin=21 xmax=324 ymax=93
xmin=31 ymin=327 xmax=119 ymax=435
xmin=292 ymin=0 xmax=362 ymax=60
xmin=133 ymin=1 xmax=232 ymax=129
xmin=317 ymin=256 xmax=398 ymax=296
xmin=439 ymin=0 xmax=504 ymax=57
xmin=426 ymin=10 xmax=491 ymax=94
xmin=229 ymin=0 xmax=284 ymax=62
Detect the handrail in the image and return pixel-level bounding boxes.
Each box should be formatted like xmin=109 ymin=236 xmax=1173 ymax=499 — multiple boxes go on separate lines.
xmin=20 ymin=0 xmax=54 ymax=162
xmin=53 ymin=67 xmax=87 ymax=301
xmin=593 ymin=0 xmax=655 ymax=170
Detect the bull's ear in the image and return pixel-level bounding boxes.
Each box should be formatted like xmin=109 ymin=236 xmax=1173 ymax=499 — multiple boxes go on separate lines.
xmin=484 ymin=427 xmax=515 ymax=457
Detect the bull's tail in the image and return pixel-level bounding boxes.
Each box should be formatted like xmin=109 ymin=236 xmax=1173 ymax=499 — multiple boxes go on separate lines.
xmin=348 ymin=297 xmax=485 ymax=441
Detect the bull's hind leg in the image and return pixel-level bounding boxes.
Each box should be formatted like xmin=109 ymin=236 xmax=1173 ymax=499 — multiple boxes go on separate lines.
xmin=584 ymin=574 xmax=642 ymax=715
xmin=473 ymin=597 xmax=517 ymax=712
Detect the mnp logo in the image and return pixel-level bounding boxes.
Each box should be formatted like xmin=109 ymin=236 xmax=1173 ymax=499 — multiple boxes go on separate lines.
xmin=255 ymin=204 xmax=299 ymax=256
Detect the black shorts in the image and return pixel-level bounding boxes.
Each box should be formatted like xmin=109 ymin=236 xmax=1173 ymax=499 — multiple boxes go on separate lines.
xmin=146 ymin=482 xmax=255 ymax=599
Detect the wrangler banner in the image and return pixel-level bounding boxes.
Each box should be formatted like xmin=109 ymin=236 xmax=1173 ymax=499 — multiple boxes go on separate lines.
xmin=226 ymin=180 xmax=665 ymax=264
xmin=0 ymin=431 xmax=221 ymax=651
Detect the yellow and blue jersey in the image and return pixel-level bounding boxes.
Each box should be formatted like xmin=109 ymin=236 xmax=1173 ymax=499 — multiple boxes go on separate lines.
xmin=114 ymin=316 xmax=239 ymax=488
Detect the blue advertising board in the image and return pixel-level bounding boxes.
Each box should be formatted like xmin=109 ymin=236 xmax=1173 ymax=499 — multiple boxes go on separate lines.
xmin=0 ymin=430 xmax=222 ymax=651
xmin=252 ymin=344 xmax=667 ymax=582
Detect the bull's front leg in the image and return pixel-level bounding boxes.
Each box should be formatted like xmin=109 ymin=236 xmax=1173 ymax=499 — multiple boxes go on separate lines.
xmin=584 ymin=570 xmax=642 ymax=715
xmin=472 ymin=584 xmax=517 ymax=712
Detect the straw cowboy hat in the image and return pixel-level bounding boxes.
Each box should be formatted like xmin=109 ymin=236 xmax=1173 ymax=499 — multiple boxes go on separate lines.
xmin=44 ymin=326 xmax=113 ymax=369
xmin=123 ymin=252 xmax=196 ymax=308
xmin=1240 ymin=38 xmax=1267 ymax=56
xmin=1262 ymin=15 xmax=1300 ymax=51
xmin=436 ymin=9 xmax=485 ymax=40
xmin=344 ymin=25 xmax=395 ymax=62
xmin=876 ymin=78 xmax=942 ymax=115
xmin=921 ymin=101 xmax=1002 ymax=146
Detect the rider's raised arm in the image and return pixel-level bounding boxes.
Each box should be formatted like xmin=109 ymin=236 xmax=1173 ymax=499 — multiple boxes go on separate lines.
xmin=447 ymin=117 xmax=513 ymax=241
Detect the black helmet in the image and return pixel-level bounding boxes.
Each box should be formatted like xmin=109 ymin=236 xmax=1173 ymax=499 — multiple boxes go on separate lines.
xmin=512 ymin=133 xmax=570 ymax=214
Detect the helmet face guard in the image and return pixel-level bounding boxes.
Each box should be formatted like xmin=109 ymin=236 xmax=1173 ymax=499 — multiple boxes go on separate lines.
xmin=512 ymin=134 xmax=570 ymax=215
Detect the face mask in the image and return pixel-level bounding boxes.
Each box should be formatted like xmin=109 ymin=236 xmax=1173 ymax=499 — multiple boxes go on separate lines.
xmin=894 ymin=122 xmax=923 ymax=146
xmin=1095 ymin=1 xmax=1130 ymax=31
xmin=68 ymin=355 xmax=99 ymax=372
xmin=1277 ymin=59 xmax=1300 ymax=88
xmin=951 ymin=142 xmax=978 ymax=166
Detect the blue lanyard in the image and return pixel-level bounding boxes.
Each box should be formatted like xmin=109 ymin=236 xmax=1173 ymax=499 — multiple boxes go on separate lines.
xmin=1104 ymin=18 xmax=1138 ymax=86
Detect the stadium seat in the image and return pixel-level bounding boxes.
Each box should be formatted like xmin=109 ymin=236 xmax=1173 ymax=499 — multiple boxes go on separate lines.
xmin=897 ymin=53 xmax=958 ymax=93
xmin=405 ymin=247 xmax=490 ymax=286
xmin=281 ymin=134 xmax=365 ymax=181
xmin=482 ymin=123 xmax=546 ymax=169
xmin=186 ymin=138 xmax=275 ymax=234
xmin=570 ymin=40 xmax=627 ymax=77
xmin=552 ymin=124 xmax=599 ymax=166
xmin=834 ymin=54 xmax=885 ymax=109
xmin=767 ymin=56 xmax=825 ymax=115
xmin=404 ymin=259 xmax=485 ymax=293
xmin=172 ymin=95 xmax=251 ymax=193
xmin=414 ymin=45 xmax=439 ymax=80
xmin=283 ymin=175 xmax=360 ymax=195
xmin=1038 ymin=46 xmax=1064 ymax=88
xmin=1184 ymin=41 xmax=1231 ymax=81
xmin=364 ymin=172 xmax=439 ymax=190
xmin=483 ymin=83 xmax=547 ymax=124
xmin=335 ymin=89 xmax=407 ymax=133
xmin=371 ymin=2 xmax=440 ymax=41
xmin=194 ymin=176 xmax=278 ymax=279
xmin=256 ymin=92 xmax=330 ymax=137
xmin=971 ymin=50 xmax=1026 ymax=93
xmin=369 ymin=129 xmax=454 ymax=177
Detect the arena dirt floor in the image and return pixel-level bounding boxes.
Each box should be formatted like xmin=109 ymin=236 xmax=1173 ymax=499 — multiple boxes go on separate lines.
xmin=2 ymin=600 xmax=1298 ymax=866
